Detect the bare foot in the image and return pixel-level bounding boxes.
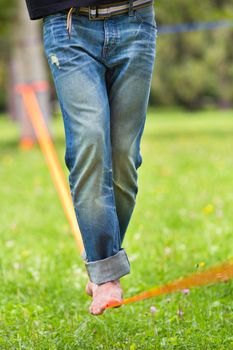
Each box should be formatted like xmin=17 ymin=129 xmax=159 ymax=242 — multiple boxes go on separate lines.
xmin=85 ymin=280 xmax=93 ymax=297
xmin=86 ymin=279 xmax=123 ymax=315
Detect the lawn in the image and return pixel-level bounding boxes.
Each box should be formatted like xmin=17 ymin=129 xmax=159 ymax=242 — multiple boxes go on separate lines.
xmin=0 ymin=109 xmax=233 ymax=349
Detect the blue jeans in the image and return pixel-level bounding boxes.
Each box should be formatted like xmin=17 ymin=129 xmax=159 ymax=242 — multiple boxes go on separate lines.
xmin=42 ymin=1 xmax=157 ymax=284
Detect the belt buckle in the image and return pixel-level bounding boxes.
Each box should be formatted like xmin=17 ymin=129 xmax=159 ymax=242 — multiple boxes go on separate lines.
xmin=88 ymin=5 xmax=111 ymax=20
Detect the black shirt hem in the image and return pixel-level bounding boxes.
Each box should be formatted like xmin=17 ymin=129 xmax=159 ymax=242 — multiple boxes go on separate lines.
xmin=26 ymin=0 xmax=128 ymax=20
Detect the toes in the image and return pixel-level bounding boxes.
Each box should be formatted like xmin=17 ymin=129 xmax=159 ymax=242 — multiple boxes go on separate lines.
xmin=89 ymin=304 xmax=105 ymax=315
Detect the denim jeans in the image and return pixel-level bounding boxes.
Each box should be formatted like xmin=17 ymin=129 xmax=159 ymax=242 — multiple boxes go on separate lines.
xmin=42 ymin=1 xmax=157 ymax=284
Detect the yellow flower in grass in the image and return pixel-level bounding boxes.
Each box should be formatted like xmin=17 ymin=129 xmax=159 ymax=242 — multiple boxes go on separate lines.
xmin=195 ymin=261 xmax=205 ymax=269
xmin=21 ymin=250 xmax=30 ymax=257
xmin=203 ymin=204 xmax=214 ymax=215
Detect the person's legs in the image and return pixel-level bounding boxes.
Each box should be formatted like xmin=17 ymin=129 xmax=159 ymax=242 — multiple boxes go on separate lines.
xmin=42 ymin=11 xmax=130 ymax=287
xmin=105 ymin=3 xmax=157 ymax=243
xmin=42 ymin=0 xmax=156 ymax=315
xmin=86 ymin=4 xmax=157 ymax=314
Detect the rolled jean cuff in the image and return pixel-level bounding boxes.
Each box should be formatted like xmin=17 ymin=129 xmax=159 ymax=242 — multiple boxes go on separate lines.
xmin=83 ymin=248 xmax=131 ymax=285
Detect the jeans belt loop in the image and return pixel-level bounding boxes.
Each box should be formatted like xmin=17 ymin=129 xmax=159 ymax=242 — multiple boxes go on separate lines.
xmin=128 ymin=0 xmax=134 ymax=17
xmin=88 ymin=6 xmax=97 ymax=20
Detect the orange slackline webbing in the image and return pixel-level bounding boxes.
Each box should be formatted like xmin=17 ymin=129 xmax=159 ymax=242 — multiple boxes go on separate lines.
xmin=15 ymin=82 xmax=84 ymax=253
xmin=14 ymin=82 xmax=233 ymax=311
xmin=105 ymin=260 xmax=233 ymax=309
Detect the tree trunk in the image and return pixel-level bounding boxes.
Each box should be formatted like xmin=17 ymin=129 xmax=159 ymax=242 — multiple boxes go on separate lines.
xmin=9 ymin=0 xmax=52 ymax=147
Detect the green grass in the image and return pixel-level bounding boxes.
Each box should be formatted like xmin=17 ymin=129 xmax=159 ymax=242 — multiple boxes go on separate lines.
xmin=0 ymin=109 xmax=233 ymax=349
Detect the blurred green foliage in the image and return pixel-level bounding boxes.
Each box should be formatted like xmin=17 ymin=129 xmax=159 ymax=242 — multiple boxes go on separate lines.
xmin=0 ymin=0 xmax=233 ymax=110
xmin=152 ymin=0 xmax=233 ymax=109
xmin=0 ymin=0 xmax=17 ymax=34
xmin=0 ymin=0 xmax=17 ymax=111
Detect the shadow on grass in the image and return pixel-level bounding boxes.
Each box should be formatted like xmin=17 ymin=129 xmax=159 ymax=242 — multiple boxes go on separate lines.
xmin=1 ymin=128 xmax=233 ymax=154
xmin=145 ymin=129 xmax=233 ymax=140
xmin=0 ymin=139 xmax=21 ymax=153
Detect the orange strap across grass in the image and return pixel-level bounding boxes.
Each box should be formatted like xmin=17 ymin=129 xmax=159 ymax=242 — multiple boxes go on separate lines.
xmin=15 ymin=82 xmax=233 ymax=311
xmin=105 ymin=260 xmax=233 ymax=309
xmin=15 ymin=82 xmax=84 ymax=253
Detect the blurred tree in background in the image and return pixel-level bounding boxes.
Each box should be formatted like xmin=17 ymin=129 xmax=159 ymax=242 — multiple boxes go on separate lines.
xmin=0 ymin=0 xmax=51 ymax=145
xmin=0 ymin=0 xmax=17 ymax=110
xmin=153 ymin=0 xmax=233 ymax=109
xmin=0 ymin=0 xmax=233 ymax=111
